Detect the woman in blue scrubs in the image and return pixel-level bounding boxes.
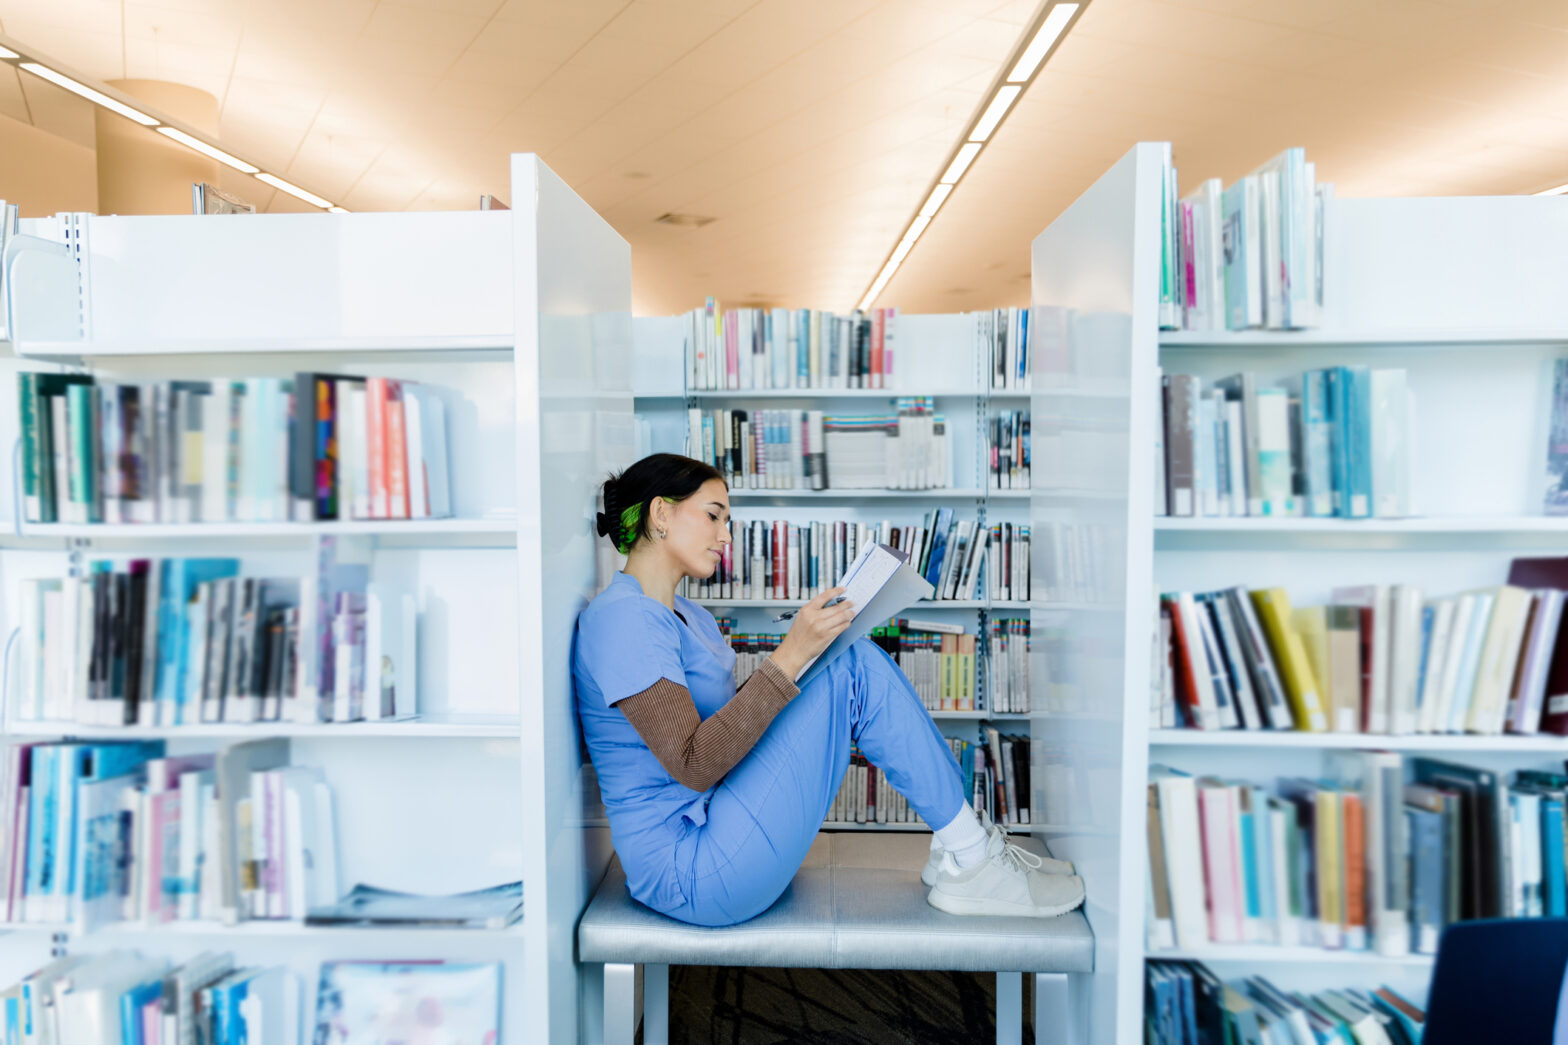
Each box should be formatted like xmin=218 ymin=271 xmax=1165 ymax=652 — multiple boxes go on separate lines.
xmin=573 ymin=453 xmax=1084 ymax=927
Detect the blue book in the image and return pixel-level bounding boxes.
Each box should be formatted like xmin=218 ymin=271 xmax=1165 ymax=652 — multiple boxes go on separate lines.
xmin=154 ymin=558 xmax=241 ymax=723
xmin=120 ymin=978 xmax=163 ymax=1045
xmin=1176 ymin=963 xmax=1198 ymax=1045
xmin=1544 ymin=796 xmax=1565 ymax=917
xmin=1413 ymin=606 xmax=1435 ymax=717
xmin=796 ymin=310 xmax=810 ymax=386
xmin=1343 ymin=365 xmax=1374 ymax=518
xmin=214 ymin=971 xmax=256 ymax=1045
xmin=1300 ymin=370 xmax=1333 ymax=517
xmin=1324 ymin=367 xmax=1350 ymax=516
xmin=1238 ymin=802 xmax=1261 ymax=932
xmin=1405 ymin=806 xmax=1443 ymax=954
xmin=23 ymin=746 xmax=58 ymax=920
xmin=62 ymin=742 xmax=164 ymax=910
xmin=1016 ymin=308 xmax=1029 ymax=386
xmin=923 ymin=509 xmax=954 ymax=588
xmin=1250 ymin=786 xmax=1277 ymax=937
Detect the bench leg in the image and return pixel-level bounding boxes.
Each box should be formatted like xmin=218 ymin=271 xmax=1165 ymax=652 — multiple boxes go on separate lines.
xmin=604 ymin=963 xmax=638 ymax=1045
xmin=996 ymin=971 xmax=1023 ymax=1045
xmin=644 ymin=964 xmax=669 ymax=1045
xmin=1034 ymin=973 xmax=1070 ymax=1045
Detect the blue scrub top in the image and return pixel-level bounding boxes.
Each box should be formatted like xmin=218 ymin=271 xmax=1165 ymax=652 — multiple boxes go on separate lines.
xmin=573 ymin=571 xmax=738 ymax=912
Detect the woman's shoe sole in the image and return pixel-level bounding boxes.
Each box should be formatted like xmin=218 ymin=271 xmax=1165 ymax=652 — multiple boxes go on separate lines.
xmin=924 ymin=888 xmax=1085 ymax=918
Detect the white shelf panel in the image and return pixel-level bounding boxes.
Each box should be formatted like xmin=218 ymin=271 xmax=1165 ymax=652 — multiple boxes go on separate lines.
xmin=1156 ymin=516 xmax=1568 ymax=549
xmin=1158 ymin=516 xmax=1568 ymax=534
xmin=818 ymin=822 xmax=929 ymax=832
xmin=14 ymin=518 xmax=517 ymax=543
xmin=1151 ymin=729 xmax=1568 ymax=752
xmin=16 ymin=335 xmax=513 ymax=357
xmin=1159 ymin=328 xmax=1568 ymax=350
xmin=689 ymin=388 xmax=978 ymax=399
xmin=726 ymin=488 xmax=989 ymax=500
xmin=927 ymin=711 xmax=1032 ymax=720
xmin=3 ymin=713 xmax=521 ymax=740
xmin=0 ymin=919 xmax=524 ymax=938
xmin=1149 ymin=945 xmax=1434 ymax=967
xmin=696 ymin=598 xmax=989 ymax=609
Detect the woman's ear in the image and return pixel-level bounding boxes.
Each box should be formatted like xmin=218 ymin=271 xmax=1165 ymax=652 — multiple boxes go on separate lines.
xmin=648 ymin=496 xmax=670 ymax=534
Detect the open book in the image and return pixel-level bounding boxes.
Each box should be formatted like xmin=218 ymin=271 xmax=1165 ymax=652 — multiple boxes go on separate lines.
xmin=796 ymin=542 xmax=935 ymax=688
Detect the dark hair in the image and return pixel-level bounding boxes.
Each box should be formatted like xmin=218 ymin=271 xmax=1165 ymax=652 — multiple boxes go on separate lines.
xmin=596 ymin=453 xmax=726 ymax=554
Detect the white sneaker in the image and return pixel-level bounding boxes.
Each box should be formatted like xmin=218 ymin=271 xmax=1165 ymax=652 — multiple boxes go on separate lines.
xmin=926 ymin=829 xmax=1086 ymax=919
xmin=922 ymin=817 xmax=1075 ymax=886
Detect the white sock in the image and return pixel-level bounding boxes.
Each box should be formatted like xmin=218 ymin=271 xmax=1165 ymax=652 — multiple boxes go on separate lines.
xmin=933 ymin=806 xmax=991 ymax=871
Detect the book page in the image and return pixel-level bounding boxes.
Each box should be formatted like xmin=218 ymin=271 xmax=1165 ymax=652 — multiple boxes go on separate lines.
xmin=796 ymin=556 xmax=933 ymax=689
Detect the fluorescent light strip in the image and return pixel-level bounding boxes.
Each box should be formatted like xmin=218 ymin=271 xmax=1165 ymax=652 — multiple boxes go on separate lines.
xmin=855 ymin=0 xmax=1085 ymax=310
xmin=969 ymin=84 xmax=1022 ymax=143
xmin=1008 ymin=3 xmax=1079 ymax=82
xmin=0 ymin=45 xmax=18 ymax=60
xmin=157 ymin=126 xmax=259 ymax=174
xmin=20 ymin=62 xmax=158 ymax=126
xmin=918 ymin=183 xmax=953 ymax=218
xmin=257 ymin=172 xmax=332 ymax=209
xmin=940 ymin=142 xmax=983 ymax=185
xmin=1536 ymin=182 xmax=1568 ymax=196
xmin=328 ymin=206 xmax=351 ymax=214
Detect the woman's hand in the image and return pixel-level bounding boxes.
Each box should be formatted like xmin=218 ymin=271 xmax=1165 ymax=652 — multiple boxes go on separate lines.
xmin=769 ymin=587 xmax=855 ymax=681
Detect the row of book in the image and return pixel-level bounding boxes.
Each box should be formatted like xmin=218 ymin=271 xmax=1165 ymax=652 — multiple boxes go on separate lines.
xmin=989 ymin=409 xmax=1030 ymax=490
xmin=979 ymin=308 xmax=1033 ymax=391
xmin=9 ymin=547 xmax=416 ymax=728
xmin=16 ymin=373 xmax=453 ymax=525
xmin=1157 ymin=368 xmax=1415 ymax=520
xmin=0 ymin=740 xmax=335 ymax=928
xmin=683 ymin=300 xmax=900 ymax=391
xmin=1157 ymin=556 xmax=1568 ymax=736
xmin=1146 ymin=962 xmax=1424 ymax=1045
xmin=823 ymin=731 xmax=1031 ymax=827
xmin=686 ymin=400 xmax=954 ymax=491
xmin=1158 ymin=145 xmax=1331 ymax=332
xmin=718 ymin=615 xmax=1031 ymax=714
xmin=2 ymin=953 xmax=500 ymax=1045
xmin=1036 ymin=520 xmax=1111 ymax=605
xmin=1148 ymin=753 xmax=1562 ymax=959
xmin=686 ymin=513 xmax=1031 ymax=604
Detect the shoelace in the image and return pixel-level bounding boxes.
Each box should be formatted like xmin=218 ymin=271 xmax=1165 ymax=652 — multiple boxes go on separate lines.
xmin=997 ymin=841 xmax=1045 ymax=874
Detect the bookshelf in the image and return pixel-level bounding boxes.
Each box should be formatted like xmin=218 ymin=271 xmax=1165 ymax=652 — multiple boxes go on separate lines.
xmin=0 ymin=155 xmax=627 ymax=1044
xmin=632 ymin=311 xmax=1039 ymax=835
xmin=1034 ymin=142 xmax=1568 ymax=1043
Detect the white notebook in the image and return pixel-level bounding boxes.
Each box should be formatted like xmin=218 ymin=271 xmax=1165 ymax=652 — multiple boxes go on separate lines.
xmin=796 ymin=542 xmax=935 ymax=688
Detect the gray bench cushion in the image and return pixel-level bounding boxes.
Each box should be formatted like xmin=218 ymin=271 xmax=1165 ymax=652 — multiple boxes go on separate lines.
xmin=577 ymin=832 xmax=1094 ymax=974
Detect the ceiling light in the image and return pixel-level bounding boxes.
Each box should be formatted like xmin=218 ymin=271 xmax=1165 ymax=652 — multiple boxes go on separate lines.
xmin=969 ymin=85 xmax=1022 ymax=143
xmin=0 ymin=45 xmax=18 ymax=60
xmin=157 ymin=126 xmax=259 ymax=174
xmin=1536 ymin=182 xmax=1568 ymax=196
xmin=918 ymin=184 xmax=953 ymax=218
xmin=328 ymin=206 xmax=350 ymax=214
xmin=21 ymin=62 xmax=158 ymax=126
xmin=1008 ymin=3 xmax=1079 ymax=82
xmin=900 ymin=214 xmax=932 ymax=246
xmin=940 ymin=142 xmax=983 ymax=185
xmin=257 ymin=172 xmax=332 ymax=209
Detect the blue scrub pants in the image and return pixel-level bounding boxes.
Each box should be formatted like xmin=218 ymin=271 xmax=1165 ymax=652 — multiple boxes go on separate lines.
xmin=663 ymin=638 xmax=970 ymax=927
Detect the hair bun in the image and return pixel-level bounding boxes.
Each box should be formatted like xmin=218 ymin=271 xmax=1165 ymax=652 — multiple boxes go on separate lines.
xmin=595 ymin=510 xmax=614 ymax=538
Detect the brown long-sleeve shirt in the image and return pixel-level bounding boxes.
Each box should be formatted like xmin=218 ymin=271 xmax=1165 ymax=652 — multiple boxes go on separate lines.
xmin=617 ymin=657 xmax=799 ymax=791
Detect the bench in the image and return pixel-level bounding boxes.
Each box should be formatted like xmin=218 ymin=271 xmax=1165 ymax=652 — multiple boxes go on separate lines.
xmin=577 ymin=832 xmax=1094 ymax=1045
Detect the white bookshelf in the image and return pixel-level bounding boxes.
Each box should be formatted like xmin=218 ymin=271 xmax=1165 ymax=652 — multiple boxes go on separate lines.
xmin=0 ymin=155 xmax=628 ymax=1045
xmin=633 ymin=310 xmax=1040 ymax=837
xmin=1033 ymin=142 xmax=1568 ymax=1043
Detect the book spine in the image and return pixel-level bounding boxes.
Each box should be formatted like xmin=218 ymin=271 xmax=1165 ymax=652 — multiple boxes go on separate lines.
xmin=365 ymin=377 xmax=389 ymax=519
xmin=385 ymin=381 xmax=410 ymax=520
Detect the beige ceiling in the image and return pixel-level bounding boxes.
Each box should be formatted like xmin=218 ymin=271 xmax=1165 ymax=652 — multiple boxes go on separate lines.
xmin=0 ymin=0 xmax=1566 ymax=315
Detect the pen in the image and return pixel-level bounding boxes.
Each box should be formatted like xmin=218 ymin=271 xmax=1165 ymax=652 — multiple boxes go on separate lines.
xmin=772 ymin=595 xmax=848 ymax=623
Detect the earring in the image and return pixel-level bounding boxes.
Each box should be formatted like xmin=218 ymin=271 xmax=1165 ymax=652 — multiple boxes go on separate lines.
xmin=657 ymin=527 xmax=667 ymax=539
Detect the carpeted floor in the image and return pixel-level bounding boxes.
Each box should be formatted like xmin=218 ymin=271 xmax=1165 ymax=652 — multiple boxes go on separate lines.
xmin=659 ymin=965 xmax=1034 ymax=1044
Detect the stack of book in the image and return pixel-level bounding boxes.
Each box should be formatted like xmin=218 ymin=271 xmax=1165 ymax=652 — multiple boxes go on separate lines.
xmin=0 ymin=740 xmax=338 ymax=929
xmin=2 ymin=951 xmax=300 ymax=1045
xmin=687 ymin=399 xmax=952 ymax=491
xmin=980 ymin=308 xmax=1032 ymax=391
xmin=867 ymin=619 xmax=977 ymax=713
xmin=1157 ymin=368 xmax=1414 ymax=519
xmin=1158 ymin=145 xmax=1333 ymax=332
xmin=827 ymin=744 xmax=918 ymax=826
xmin=313 ymin=961 xmax=500 ymax=1043
xmin=1145 ymin=961 xmax=1424 ymax=1044
xmin=11 ymin=549 xmax=415 ymax=728
xmin=989 ymin=409 xmax=1030 ymax=490
xmin=16 ymin=373 xmax=453 ymax=525
xmin=1148 ymin=754 xmax=1567 ymax=960
xmin=822 ymin=733 xmax=1031 ymax=829
xmin=976 ymin=727 xmax=1031 ymax=827
xmin=1157 ymin=556 xmax=1568 ymax=735
xmin=688 ymin=512 xmax=1004 ymax=604
xmin=682 ymin=299 xmax=898 ymax=390
xmin=988 ymin=617 xmax=1031 ymax=713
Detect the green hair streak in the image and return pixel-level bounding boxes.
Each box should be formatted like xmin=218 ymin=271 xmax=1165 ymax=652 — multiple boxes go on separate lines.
xmin=616 ymin=497 xmax=678 ymax=554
